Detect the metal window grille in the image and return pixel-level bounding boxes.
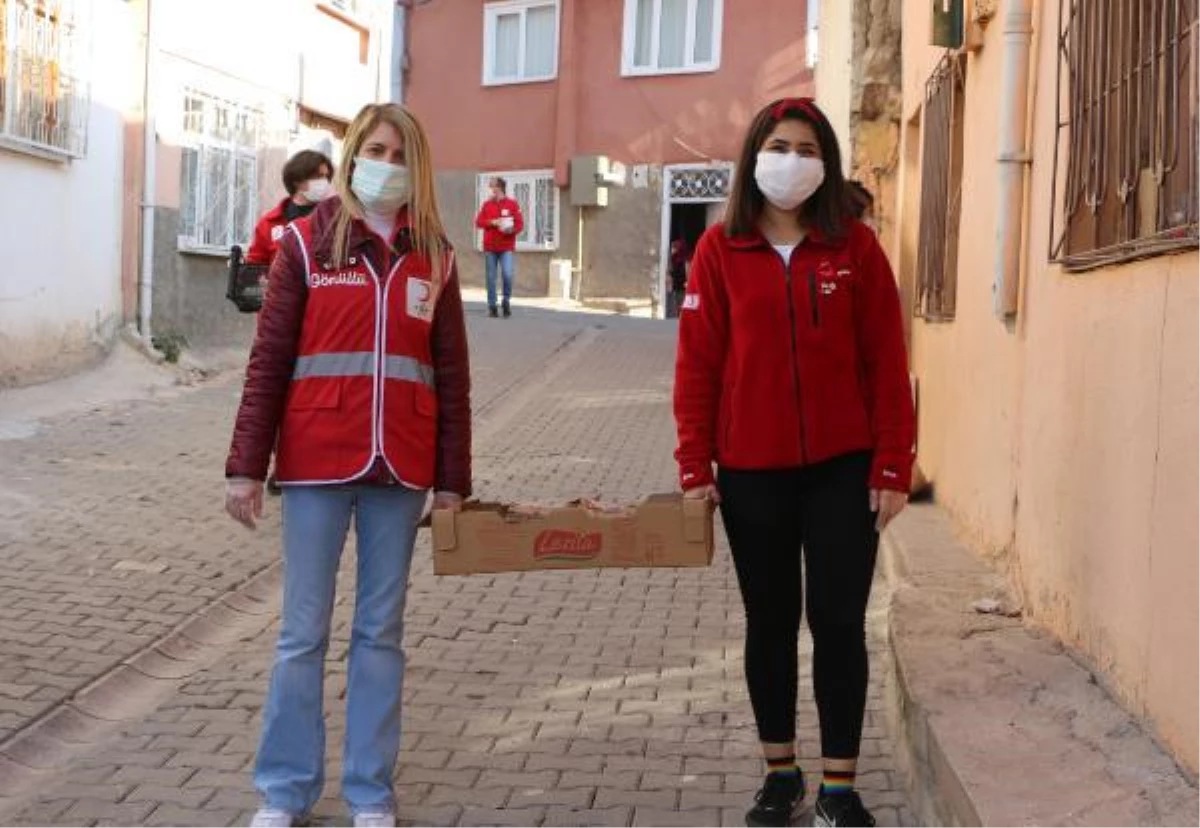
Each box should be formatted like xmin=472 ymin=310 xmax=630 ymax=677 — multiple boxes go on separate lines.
xmin=916 ymin=52 xmax=965 ymax=321
xmin=178 ymin=89 xmax=263 ymax=252
xmin=476 ymin=170 xmax=559 ymax=251
xmin=1051 ymin=0 xmax=1199 ymax=270
xmin=0 ymin=0 xmax=90 ymax=158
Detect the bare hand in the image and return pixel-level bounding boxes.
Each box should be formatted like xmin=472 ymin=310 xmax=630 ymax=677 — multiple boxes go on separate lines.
xmin=683 ymin=484 xmax=721 ymax=504
xmin=225 ymin=478 xmax=265 ymax=530
xmin=433 ymin=491 xmax=464 ymax=512
xmin=870 ymin=488 xmax=908 ymax=532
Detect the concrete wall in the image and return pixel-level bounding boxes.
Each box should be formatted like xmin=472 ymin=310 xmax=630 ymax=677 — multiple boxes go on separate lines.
xmin=0 ymin=0 xmax=134 ymax=387
xmin=898 ymin=0 xmax=1199 ymax=771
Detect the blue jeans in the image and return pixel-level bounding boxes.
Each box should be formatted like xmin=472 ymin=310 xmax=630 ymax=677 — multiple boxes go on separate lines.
xmin=254 ymin=484 xmax=426 ymax=815
xmin=484 ymin=250 xmax=514 ymax=309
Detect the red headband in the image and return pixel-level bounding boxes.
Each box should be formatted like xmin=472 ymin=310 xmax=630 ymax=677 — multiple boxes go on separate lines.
xmin=771 ymin=97 xmax=822 ymax=122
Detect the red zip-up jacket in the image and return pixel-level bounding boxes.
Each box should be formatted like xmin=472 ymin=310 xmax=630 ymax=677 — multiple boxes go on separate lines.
xmin=474 ymin=197 xmax=524 ymax=253
xmin=244 ymin=198 xmax=293 ymax=265
xmin=674 ymin=220 xmax=914 ymax=492
xmin=226 ymin=197 xmax=472 ymax=496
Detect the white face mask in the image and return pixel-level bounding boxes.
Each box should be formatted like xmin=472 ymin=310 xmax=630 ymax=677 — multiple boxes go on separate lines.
xmin=754 ymin=152 xmax=826 ymax=211
xmin=298 ymin=178 xmax=331 ymax=204
xmin=351 ymin=157 xmax=410 ymax=212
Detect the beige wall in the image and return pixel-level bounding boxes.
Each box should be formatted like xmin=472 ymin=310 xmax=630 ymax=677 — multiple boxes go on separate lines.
xmin=898 ymin=0 xmax=1198 ymax=771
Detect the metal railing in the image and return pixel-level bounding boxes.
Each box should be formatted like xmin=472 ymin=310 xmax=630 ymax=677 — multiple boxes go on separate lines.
xmin=1051 ymin=0 xmax=1199 ymax=270
xmin=0 ymin=0 xmax=90 ymax=159
xmin=916 ymin=52 xmax=965 ymax=321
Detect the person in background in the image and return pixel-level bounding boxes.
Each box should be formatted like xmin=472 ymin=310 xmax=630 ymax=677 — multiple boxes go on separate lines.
xmin=225 ymin=103 xmax=471 ymax=828
xmin=668 ymin=236 xmax=692 ymax=318
xmin=674 ymin=97 xmax=914 ymax=828
xmin=245 ymin=149 xmax=335 ymax=265
xmin=474 ymin=177 xmax=524 ymax=318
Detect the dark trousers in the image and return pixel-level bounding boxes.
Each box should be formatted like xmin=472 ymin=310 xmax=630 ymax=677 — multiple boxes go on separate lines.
xmin=718 ymin=451 xmax=879 ymax=758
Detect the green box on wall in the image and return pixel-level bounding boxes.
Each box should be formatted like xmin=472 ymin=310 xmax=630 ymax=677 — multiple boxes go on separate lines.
xmin=931 ymin=0 xmax=964 ymax=48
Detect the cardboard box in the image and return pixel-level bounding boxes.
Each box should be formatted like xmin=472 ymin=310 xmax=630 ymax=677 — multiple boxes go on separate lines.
xmin=431 ymin=494 xmax=714 ymax=575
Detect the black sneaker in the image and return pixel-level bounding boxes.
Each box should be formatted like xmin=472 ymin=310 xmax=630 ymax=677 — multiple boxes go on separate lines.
xmin=488 ymin=306 xmax=499 ymax=318
xmin=502 ymin=301 xmax=512 ymax=318
xmin=746 ymin=770 xmax=805 ymax=827
xmin=814 ymin=789 xmax=875 ymax=827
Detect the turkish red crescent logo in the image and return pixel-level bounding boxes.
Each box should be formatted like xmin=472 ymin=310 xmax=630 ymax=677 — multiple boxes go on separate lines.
xmin=415 ymin=281 xmax=431 ymax=302
xmin=533 ymin=530 xmax=602 ymax=561
xmin=818 ymin=260 xmax=836 ymax=280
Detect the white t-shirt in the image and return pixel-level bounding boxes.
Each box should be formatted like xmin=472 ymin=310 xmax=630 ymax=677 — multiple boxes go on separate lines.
xmin=773 ymin=244 xmax=796 ymax=264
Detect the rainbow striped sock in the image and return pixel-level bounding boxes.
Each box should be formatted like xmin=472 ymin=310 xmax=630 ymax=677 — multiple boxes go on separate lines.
xmin=822 ymin=768 xmax=856 ymax=795
xmin=766 ymin=755 xmax=800 ymax=777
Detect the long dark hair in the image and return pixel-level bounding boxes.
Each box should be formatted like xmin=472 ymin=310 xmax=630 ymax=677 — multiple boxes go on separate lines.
xmin=724 ymin=97 xmax=852 ymax=239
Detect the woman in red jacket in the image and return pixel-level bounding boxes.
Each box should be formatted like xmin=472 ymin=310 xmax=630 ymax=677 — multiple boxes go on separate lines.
xmin=674 ymin=98 xmax=913 ymax=828
xmin=224 ymin=103 xmax=471 ymax=828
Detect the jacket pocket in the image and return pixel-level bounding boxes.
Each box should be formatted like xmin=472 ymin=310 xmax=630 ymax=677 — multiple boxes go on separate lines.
xmin=287 ymin=379 xmax=341 ymax=411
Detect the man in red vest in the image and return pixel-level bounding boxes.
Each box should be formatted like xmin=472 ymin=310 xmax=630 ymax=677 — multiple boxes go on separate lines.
xmin=474 ymin=177 xmax=524 ymax=318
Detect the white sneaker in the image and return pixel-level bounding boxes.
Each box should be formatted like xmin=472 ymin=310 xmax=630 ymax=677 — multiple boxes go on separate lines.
xmin=250 ymin=808 xmax=298 ymax=828
xmin=353 ymin=811 xmax=396 ymax=828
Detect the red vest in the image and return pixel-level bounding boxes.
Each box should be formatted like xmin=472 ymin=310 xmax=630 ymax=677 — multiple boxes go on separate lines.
xmin=273 ymin=220 xmax=448 ymax=488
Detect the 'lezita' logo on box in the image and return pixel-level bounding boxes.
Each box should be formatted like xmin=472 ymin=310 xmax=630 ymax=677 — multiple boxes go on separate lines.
xmin=533 ymin=530 xmax=602 ymax=561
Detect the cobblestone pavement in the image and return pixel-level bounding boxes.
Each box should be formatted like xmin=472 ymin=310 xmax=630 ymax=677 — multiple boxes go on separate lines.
xmin=0 ymin=302 xmax=914 ymax=827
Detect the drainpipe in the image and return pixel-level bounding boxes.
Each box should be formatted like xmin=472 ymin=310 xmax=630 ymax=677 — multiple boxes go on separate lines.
xmin=392 ymin=1 xmax=407 ymax=103
xmin=992 ymin=0 xmax=1034 ymax=320
xmin=138 ymin=0 xmax=157 ymax=340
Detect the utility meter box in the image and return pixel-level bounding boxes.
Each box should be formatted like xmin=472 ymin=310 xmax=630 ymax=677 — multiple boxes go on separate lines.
xmin=931 ymin=0 xmax=964 ymax=48
xmin=570 ymin=155 xmax=612 ymax=207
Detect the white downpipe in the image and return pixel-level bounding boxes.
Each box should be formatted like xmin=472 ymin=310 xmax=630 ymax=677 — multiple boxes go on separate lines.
xmin=993 ymin=1 xmax=1034 ymax=320
xmin=138 ymin=0 xmax=157 ymax=340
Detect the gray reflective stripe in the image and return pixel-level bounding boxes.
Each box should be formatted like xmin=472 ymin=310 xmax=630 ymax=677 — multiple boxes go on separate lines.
xmin=292 ymin=352 xmax=434 ymax=387
xmin=293 ymin=352 xmax=374 ymax=379
xmin=384 ymin=355 xmax=435 ymax=387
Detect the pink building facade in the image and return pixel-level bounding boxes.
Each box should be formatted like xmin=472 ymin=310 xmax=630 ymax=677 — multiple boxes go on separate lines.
xmin=404 ymin=0 xmax=814 ymax=310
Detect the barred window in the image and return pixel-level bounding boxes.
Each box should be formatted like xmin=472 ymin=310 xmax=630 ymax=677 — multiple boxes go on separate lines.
xmin=916 ymin=53 xmax=965 ymax=321
xmin=476 ymin=170 xmax=560 ymax=251
xmin=0 ymin=0 xmax=91 ymax=159
xmin=1051 ymin=0 xmax=1199 ymax=270
xmin=178 ymin=89 xmax=263 ymax=253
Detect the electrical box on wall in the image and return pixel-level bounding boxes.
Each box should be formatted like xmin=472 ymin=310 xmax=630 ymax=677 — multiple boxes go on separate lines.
xmin=931 ymin=0 xmax=964 ymax=48
xmin=570 ymin=155 xmax=614 ymax=207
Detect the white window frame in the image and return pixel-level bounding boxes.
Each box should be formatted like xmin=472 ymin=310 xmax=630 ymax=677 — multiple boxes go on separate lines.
xmin=621 ymin=0 xmax=723 ymax=77
xmin=176 ymin=88 xmax=263 ymax=256
xmin=0 ymin=0 xmax=92 ymax=161
xmin=475 ymin=169 xmax=560 ymax=252
xmin=482 ymin=0 xmax=560 ymax=87
xmin=805 ymin=0 xmax=819 ymax=68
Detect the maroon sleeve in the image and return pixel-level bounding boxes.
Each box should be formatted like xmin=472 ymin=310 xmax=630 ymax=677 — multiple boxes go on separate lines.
xmin=673 ymin=230 xmax=729 ymax=489
xmin=853 ymin=225 xmax=915 ymax=491
xmin=431 ymin=252 xmax=473 ymax=497
xmin=225 ymin=232 xmax=308 ymax=479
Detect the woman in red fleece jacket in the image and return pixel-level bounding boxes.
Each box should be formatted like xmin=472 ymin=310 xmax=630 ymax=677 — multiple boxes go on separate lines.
xmin=674 ymin=98 xmax=913 ymax=828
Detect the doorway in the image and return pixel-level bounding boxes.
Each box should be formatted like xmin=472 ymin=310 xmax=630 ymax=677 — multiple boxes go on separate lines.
xmin=665 ymin=204 xmax=708 ymax=318
xmin=658 ymin=163 xmax=734 ymax=319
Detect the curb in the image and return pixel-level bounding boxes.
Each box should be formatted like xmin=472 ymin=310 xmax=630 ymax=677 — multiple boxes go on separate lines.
xmin=881 ymin=504 xmax=1198 ymax=826
xmin=0 ymin=563 xmax=282 ymax=820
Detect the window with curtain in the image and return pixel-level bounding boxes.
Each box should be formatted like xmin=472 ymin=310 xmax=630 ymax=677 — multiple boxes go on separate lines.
xmin=483 ymin=0 xmax=559 ymax=86
xmin=0 ymin=0 xmax=91 ymax=159
xmin=622 ymin=0 xmax=722 ymax=76
xmin=177 ymin=89 xmax=263 ymax=254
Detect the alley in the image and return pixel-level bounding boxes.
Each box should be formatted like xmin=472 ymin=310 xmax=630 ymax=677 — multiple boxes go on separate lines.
xmin=0 ymin=303 xmax=913 ymax=827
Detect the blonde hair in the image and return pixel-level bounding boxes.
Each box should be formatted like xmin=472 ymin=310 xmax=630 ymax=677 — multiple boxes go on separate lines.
xmin=330 ymin=103 xmax=448 ymax=281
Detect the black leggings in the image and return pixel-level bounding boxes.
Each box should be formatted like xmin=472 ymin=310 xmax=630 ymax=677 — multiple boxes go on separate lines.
xmin=718 ymin=452 xmax=879 ymax=759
